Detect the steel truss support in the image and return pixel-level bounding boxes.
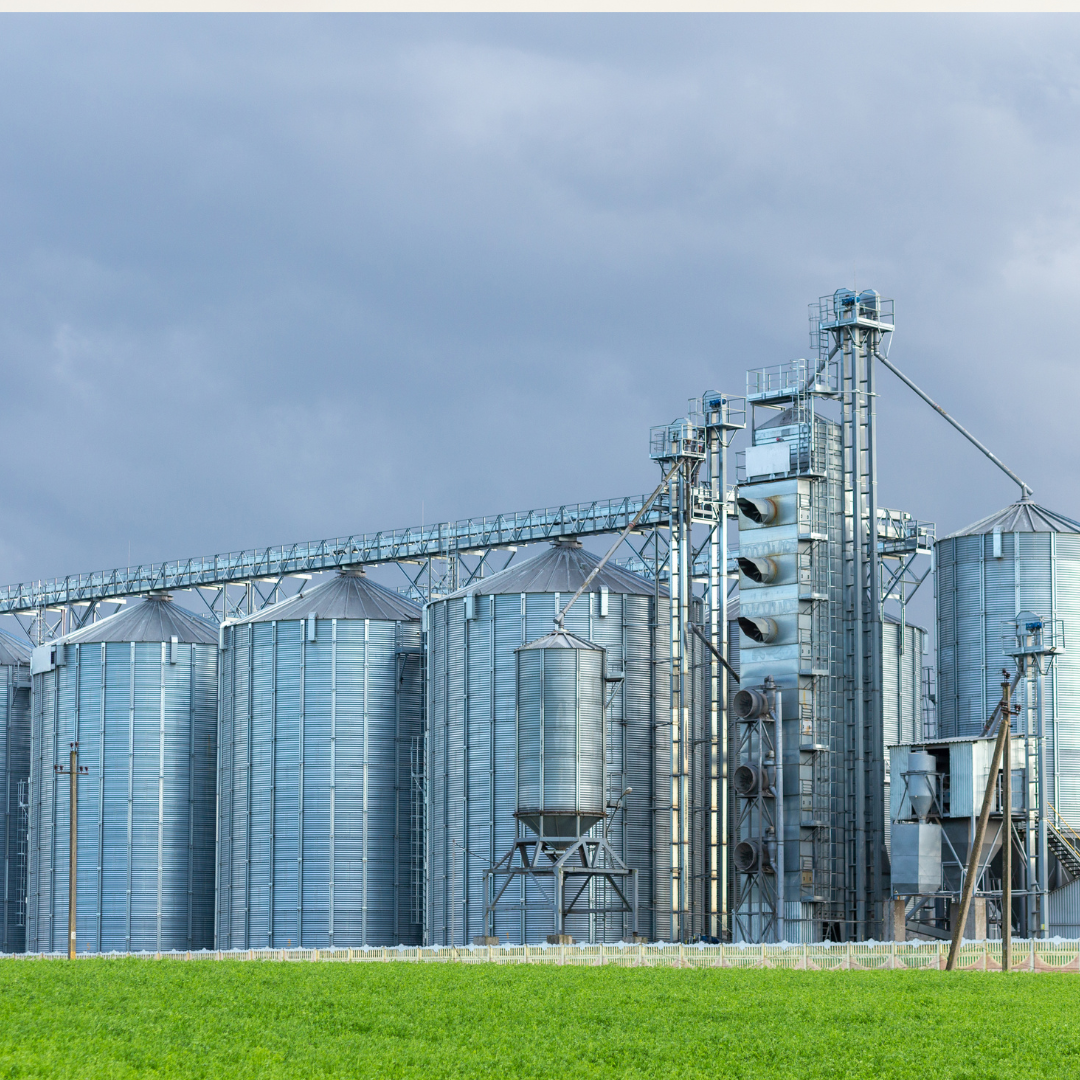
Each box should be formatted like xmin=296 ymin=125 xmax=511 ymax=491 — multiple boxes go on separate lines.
xmin=733 ymin=678 xmax=784 ymax=943
xmin=649 ymin=395 xmax=743 ymax=943
xmin=484 ymin=836 xmax=639 ymax=941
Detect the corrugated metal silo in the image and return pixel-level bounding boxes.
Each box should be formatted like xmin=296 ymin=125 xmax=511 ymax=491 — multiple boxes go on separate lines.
xmin=936 ymin=499 xmax=1080 ymax=821
xmin=1 ymin=632 xmax=30 ymax=953
xmin=515 ymin=629 xmax=606 ymax=844
xmin=26 ymin=597 xmax=218 ymax=953
xmin=216 ymin=570 xmax=423 ymax=948
xmin=427 ymin=538 xmax=691 ymax=946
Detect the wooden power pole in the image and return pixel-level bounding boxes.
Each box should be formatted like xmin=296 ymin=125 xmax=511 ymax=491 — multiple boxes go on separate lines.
xmin=54 ymin=743 xmax=88 ymax=960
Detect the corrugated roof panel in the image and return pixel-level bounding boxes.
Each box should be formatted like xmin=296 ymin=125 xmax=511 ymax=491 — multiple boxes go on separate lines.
xmin=517 ymin=629 xmax=604 ymax=652
xmin=0 ymin=630 xmax=30 ymax=666
xmin=945 ymin=499 xmax=1080 ymax=538
xmin=234 ymin=570 xmax=420 ymax=624
xmin=446 ymin=539 xmax=662 ymax=599
xmin=62 ymin=596 xmax=218 ymax=645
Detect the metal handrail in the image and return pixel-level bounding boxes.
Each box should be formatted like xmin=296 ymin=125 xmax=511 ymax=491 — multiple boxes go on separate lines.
xmin=1047 ymin=803 xmax=1080 ymax=866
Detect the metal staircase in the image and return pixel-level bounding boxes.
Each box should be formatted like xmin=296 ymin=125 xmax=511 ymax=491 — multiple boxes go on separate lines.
xmin=1048 ymin=805 xmax=1080 ymax=881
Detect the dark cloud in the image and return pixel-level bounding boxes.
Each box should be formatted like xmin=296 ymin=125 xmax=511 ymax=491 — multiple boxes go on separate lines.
xmin=0 ymin=13 xmax=1078 ymax=617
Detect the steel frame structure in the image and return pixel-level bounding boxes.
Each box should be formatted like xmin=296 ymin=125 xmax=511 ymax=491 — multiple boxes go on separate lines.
xmin=649 ymin=394 xmax=744 ymax=942
xmin=813 ymin=289 xmax=894 ymax=940
xmin=732 ymin=678 xmax=784 ymax=943
xmin=0 ymin=495 xmax=674 ymax=627
xmin=484 ymin=836 xmax=639 ymax=941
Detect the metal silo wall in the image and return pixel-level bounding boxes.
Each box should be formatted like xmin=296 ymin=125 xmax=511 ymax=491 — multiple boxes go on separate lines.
xmin=2 ymin=662 xmax=30 ymax=953
xmin=26 ymin=640 xmax=217 ymax=953
xmin=515 ymin=648 xmax=605 ymax=818
xmin=216 ymin=616 xmax=422 ymax=949
xmin=937 ymin=530 xmax=1080 ymax=824
xmin=427 ymin=589 xmax=672 ymax=945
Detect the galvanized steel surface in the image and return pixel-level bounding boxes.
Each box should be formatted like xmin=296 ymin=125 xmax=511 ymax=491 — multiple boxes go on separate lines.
xmin=0 ymin=493 xmax=672 ymax=615
xmin=937 ymin=512 xmax=1080 ymax=822
xmin=1 ymin=634 xmax=31 ymax=953
xmin=60 ymin=598 xmax=218 ymax=646
xmin=427 ymin=543 xmax=681 ymax=945
xmin=446 ymin=539 xmax=660 ymax=600
xmin=217 ymin=586 xmax=423 ymax=949
xmin=882 ymin=617 xmax=925 ymax=751
xmin=515 ymin=631 xmax=605 ymax=827
xmin=944 ymin=499 xmax=1080 ymax=539
xmin=239 ymin=570 xmax=421 ymax=624
xmin=26 ymin=600 xmax=218 ymax=953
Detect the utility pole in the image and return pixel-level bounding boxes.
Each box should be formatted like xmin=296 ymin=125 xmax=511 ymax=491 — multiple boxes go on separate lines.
xmin=54 ymin=743 xmax=88 ymax=960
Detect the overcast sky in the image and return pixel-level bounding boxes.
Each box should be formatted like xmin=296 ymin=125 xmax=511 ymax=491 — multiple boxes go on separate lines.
xmin=1 ymin=14 xmax=1078 ymax=601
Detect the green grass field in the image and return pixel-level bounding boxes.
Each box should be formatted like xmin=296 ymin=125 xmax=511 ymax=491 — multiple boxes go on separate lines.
xmin=1 ymin=960 xmax=1078 ymax=1079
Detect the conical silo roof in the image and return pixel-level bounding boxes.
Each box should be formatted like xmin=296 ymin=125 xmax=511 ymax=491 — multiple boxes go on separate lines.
xmin=0 ymin=629 xmax=30 ymax=666
xmin=62 ymin=595 xmax=219 ymax=645
xmin=517 ymin=628 xmax=604 ymax=652
xmin=944 ymin=499 xmax=1080 ymax=539
xmin=234 ymin=569 xmax=421 ymax=624
xmin=446 ymin=539 xmax=661 ymax=599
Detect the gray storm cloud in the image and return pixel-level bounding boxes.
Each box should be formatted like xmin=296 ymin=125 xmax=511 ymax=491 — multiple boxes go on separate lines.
xmin=0 ymin=14 xmax=1077 ymax=598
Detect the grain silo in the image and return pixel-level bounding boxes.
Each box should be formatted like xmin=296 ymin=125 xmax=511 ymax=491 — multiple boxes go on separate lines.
xmin=1 ymin=631 xmax=30 ymax=953
xmin=216 ymin=570 xmax=423 ymax=949
xmin=426 ymin=537 xmax=703 ymax=945
xmin=26 ymin=596 xmax=218 ymax=953
xmin=936 ymin=499 xmax=1080 ymax=823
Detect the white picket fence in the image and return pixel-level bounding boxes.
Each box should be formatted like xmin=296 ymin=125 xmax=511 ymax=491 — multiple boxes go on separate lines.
xmin=7 ymin=939 xmax=1080 ymax=971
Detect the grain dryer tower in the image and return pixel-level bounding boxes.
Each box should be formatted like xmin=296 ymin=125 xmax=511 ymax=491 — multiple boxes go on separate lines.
xmin=217 ymin=569 xmax=423 ymax=948
xmin=1 ymin=631 xmax=30 ymax=953
xmin=26 ymin=596 xmax=218 ymax=953
xmin=733 ymin=289 xmax=932 ymax=942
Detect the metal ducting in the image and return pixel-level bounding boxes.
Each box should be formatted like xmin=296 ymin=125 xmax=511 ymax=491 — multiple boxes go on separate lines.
xmin=733 ymin=763 xmax=773 ymax=798
xmin=734 ymin=838 xmax=773 ymax=874
xmin=738 ymin=617 xmax=778 ymax=644
xmin=738 ymin=556 xmax=778 ymax=585
xmin=737 ymin=496 xmax=779 ymax=525
xmin=733 ymin=687 xmax=770 ymax=720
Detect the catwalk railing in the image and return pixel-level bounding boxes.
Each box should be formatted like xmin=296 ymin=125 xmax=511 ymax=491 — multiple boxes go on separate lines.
xmin=7 ymin=940 xmax=1080 ymax=970
xmin=0 ymin=493 xmax=670 ymax=615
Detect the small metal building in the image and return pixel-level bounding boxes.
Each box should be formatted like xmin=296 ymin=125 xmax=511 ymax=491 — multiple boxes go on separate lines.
xmin=426 ymin=538 xmax=699 ymax=946
xmin=26 ymin=596 xmax=218 ymax=953
xmin=936 ymin=499 xmax=1080 ymax=822
xmin=216 ymin=570 xmax=423 ymax=949
xmin=1 ymin=632 xmax=30 ymax=953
